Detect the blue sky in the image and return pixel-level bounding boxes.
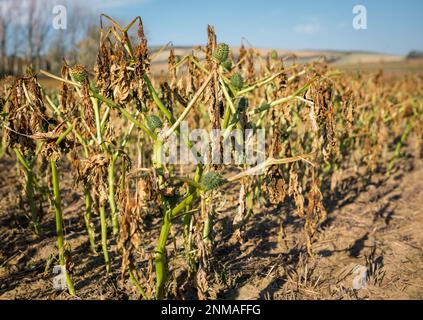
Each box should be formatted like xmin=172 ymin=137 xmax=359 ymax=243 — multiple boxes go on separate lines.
xmin=87 ymin=0 xmax=423 ymax=55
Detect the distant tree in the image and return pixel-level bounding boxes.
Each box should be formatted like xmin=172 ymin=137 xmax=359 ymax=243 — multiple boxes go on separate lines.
xmin=46 ymin=34 xmax=67 ymax=72
xmin=0 ymin=1 xmax=20 ymax=75
xmin=47 ymin=2 xmax=95 ymax=72
xmin=76 ymin=26 xmax=100 ymax=70
xmin=1 ymin=0 xmax=95 ymax=76
xmin=25 ymin=0 xmax=52 ymax=70
xmin=407 ymin=51 xmax=423 ymax=59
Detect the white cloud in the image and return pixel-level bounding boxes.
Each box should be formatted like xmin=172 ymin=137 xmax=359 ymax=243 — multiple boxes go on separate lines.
xmin=293 ymin=18 xmax=322 ymax=35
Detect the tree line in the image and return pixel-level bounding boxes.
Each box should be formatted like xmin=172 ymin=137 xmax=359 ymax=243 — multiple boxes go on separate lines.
xmin=0 ymin=0 xmax=97 ymax=76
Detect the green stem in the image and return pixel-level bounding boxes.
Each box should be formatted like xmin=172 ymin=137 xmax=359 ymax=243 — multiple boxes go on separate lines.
xmin=236 ymin=70 xmax=286 ymax=96
xmin=183 ymin=165 xmax=203 ymax=256
xmin=219 ymin=76 xmax=236 ymax=114
xmin=222 ymin=102 xmax=232 ymax=130
xmin=202 ymin=205 xmax=214 ymax=245
xmin=155 ymin=210 xmax=171 ymax=300
xmin=14 ymin=149 xmax=39 ymax=234
xmin=83 ymin=187 xmax=97 ymax=254
xmin=155 ymin=188 xmax=202 ymax=294
xmin=143 ymin=75 xmax=174 ymax=123
xmin=56 ymin=123 xmax=74 ymax=146
xmin=128 ymin=266 xmax=149 ymax=300
xmin=171 ymin=189 xmax=201 ymax=219
xmin=51 ymin=158 xmax=76 ymax=296
xmin=153 ymin=142 xmax=202 ymax=299
xmin=100 ymin=106 xmax=111 ymax=134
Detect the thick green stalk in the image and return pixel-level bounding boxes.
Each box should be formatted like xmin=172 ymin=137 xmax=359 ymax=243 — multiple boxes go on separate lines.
xmin=14 ymin=149 xmax=39 ymax=234
xmin=183 ymin=165 xmax=203 ymax=256
xmin=51 ymin=158 xmax=75 ymax=296
xmin=171 ymin=189 xmax=201 ymax=219
xmin=143 ymin=75 xmax=174 ymax=123
xmin=56 ymin=123 xmax=74 ymax=146
xmin=155 ymin=210 xmax=171 ymax=300
xmin=100 ymin=106 xmax=111 ymax=134
xmin=222 ymin=102 xmax=232 ymax=130
xmin=144 ymin=71 xmax=209 ymax=299
xmin=202 ymin=205 xmax=214 ymax=245
xmin=154 ymin=185 xmax=201 ymax=299
xmin=152 ymin=138 xmax=167 ymax=299
xmin=83 ymin=188 xmax=97 ymax=254
xmin=236 ymin=70 xmax=287 ymax=96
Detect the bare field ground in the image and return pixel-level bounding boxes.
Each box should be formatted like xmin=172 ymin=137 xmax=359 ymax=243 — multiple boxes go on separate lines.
xmin=149 ymin=47 xmax=407 ymax=73
xmin=337 ymin=58 xmax=423 ymax=75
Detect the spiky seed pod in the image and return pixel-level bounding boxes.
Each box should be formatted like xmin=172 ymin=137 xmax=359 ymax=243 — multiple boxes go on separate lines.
xmin=231 ymin=72 xmax=244 ymax=90
xmin=69 ymin=65 xmax=89 ymax=84
xmin=222 ymin=60 xmax=232 ymax=71
xmin=270 ymin=50 xmax=278 ymax=60
xmin=213 ymin=43 xmax=229 ymax=64
xmin=146 ymin=115 xmax=163 ymax=131
xmin=201 ymin=172 xmax=227 ymax=191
